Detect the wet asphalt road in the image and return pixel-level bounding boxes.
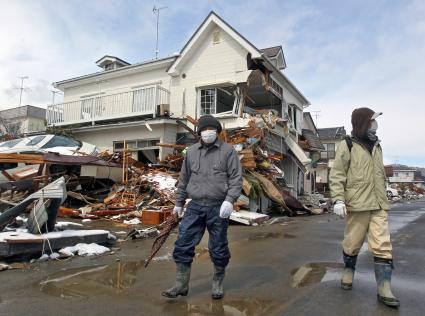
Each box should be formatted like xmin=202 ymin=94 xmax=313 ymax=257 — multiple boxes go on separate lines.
xmin=0 ymin=199 xmax=424 ymax=316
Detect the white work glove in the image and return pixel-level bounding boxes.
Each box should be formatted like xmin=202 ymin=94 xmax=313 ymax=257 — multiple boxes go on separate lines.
xmin=333 ymin=201 xmax=347 ymax=218
xmin=173 ymin=206 xmax=184 ymax=218
xmin=219 ymin=201 xmax=234 ymax=218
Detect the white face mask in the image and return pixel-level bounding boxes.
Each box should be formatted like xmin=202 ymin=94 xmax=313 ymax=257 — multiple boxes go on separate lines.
xmin=201 ymin=129 xmax=217 ymax=144
xmin=367 ymin=120 xmax=378 ymax=141
xmin=369 ymin=120 xmax=378 ymax=133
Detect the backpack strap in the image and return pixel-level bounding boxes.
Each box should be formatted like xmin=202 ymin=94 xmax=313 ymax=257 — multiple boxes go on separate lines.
xmin=344 ymin=136 xmax=353 ymax=171
xmin=345 ymin=136 xmax=353 ymax=152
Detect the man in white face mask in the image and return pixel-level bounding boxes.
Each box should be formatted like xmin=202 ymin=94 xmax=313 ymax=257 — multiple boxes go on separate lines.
xmin=162 ymin=115 xmax=242 ymax=300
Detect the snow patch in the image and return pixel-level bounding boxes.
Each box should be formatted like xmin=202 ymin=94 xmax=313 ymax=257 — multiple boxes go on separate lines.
xmin=123 ymin=218 xmax=141 ymax=225
xmin=59 ymin=243 xmax=110 ymax=257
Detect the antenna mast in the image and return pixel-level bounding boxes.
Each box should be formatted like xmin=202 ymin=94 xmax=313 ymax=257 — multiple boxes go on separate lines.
xmin=311 ymin=110 xmax=321 ymax=127
xmin=153 ymin=5 xmax=167 ymax=59
xmin=15 ymin=76 xmax=29 ymax=106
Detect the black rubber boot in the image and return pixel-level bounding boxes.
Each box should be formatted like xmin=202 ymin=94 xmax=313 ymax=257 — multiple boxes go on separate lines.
xmin=212 ymin=265 xmax=225 ymax=299
xmin=341 ymin=252 xmax=357 ymax=290
xmin=162 ymin=262 xmax=191 ymax=298
xmin=374 ymin=257 xmax=400 ymax=308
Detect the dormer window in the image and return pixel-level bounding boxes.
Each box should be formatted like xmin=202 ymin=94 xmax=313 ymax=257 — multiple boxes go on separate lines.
xmin=104 ymin=62 xmax=115 ymax=71
xmin=260 ymin=46 xmax=287 ymax=70
xmin=95 ymin=55 xmax=130 ymax=71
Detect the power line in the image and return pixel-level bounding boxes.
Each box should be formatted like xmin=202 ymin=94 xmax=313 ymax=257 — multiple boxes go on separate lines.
xmin=153 ymin=5 xmax=167 ymax=59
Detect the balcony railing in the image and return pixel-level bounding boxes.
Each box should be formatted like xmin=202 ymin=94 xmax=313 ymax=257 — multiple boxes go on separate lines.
xmin=47 ymin=84 xmax=170 ymax=126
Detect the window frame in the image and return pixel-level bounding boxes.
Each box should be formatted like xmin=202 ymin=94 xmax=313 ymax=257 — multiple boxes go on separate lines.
xmin=199 ymin=88 xmax=217 ymax=115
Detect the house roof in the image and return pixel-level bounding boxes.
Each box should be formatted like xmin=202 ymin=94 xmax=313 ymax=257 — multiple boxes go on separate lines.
xmin=53 ymin=56 xmax=177 ymax=89
xmin=95 ymin=55 xmax=130 ymax=67
xmin=167 ymin=11 xmax=262 ymax=75
xmin=301 ymin=129 xmax=325 ymax=151
xmin=390 ymin=164 xmax=417 ymax=171
xmin=260 ymin=46 xmax=286 ymax=69
xmin=260 ymin=46 xmax=282 ymax=58
xmin=0 ymin=105 xmax=46 ymax=120
xmin=318 ymin=127 xmax=346 ymax=140
xmin=303 ymin=112 xmax=318 ymax=134
xmin=167 ymin=11 xmax=308 ymax=105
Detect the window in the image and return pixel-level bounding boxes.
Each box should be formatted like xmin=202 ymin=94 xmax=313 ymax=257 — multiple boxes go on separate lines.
xmin=41 ymin=136 xmax=81 ymax=148
xmin=321 ymin=143 xmax=335 ymax=159
xmin=104 ymin=63 xmax=114 ymax=71
xmin=0 ymin=139 xmax=22 ymax=148
xmin=27 ymin=136 xmax=46 ymax=146
xmin=200 ymin=88 xmax=216 ymax=115
xmin=113 ymin=139 xmax=160 ymax=152
xmin=288 ymin=104 xmax=297 ymax=130
xmin=198 ymin=87 xmax=239 ymax=116
xmin=114 ymin=141 xmax=124 ymax=150
xmin=394 ymin=172 xmax=399 ymax=177
xmin=269 ymin=77 xmax=283 ymax=98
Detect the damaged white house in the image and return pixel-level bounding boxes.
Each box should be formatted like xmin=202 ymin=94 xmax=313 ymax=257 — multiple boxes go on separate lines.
xmin=47 ymin=12 xmax=312 ymax=197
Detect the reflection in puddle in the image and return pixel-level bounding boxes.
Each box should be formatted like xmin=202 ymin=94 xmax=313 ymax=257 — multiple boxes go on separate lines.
xmin=38 ymin=261 xmax=144 ymax=297
xmin=163 ymin=298 xmax=276 ymax=316
xmin=291 ymin=262 xmax=343 ymax=288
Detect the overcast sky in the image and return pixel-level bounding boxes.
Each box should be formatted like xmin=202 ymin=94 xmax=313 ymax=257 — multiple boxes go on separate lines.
xmin=0 ymin=0 xmax=424 ymax=167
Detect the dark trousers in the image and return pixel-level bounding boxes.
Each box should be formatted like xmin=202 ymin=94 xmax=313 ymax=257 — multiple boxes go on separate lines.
xmin=173 ymin=201 xmax=230 ymax=267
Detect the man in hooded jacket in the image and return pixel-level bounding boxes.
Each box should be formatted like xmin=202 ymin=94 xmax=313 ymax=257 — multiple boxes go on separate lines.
xmin=330 ymin=107 xmax=400 ymax=308
xmin=162 ymin=115 xmax=242 ymax=300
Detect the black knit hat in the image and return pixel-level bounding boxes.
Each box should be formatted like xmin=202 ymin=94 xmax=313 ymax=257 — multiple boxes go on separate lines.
xmin=197 ymin=115 xmax=222 ymax=135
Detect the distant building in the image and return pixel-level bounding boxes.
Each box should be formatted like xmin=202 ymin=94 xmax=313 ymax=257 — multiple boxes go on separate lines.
xmin=0 ymin=105 xmax=46 ymax=138
xmin=316 ymin=126 xmax=347 ymax=193
xmin=388 ymin=165 xmax=424 ymax=185
xmin=299 ymin=112 xmax=325 ymax=194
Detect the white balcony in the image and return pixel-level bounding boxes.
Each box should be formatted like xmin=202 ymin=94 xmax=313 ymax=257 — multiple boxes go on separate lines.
xmin=47 ymin=84 xmax=170 ymax=126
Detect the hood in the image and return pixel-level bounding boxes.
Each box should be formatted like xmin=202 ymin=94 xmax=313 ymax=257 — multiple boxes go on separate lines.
xmin=351 ymin=107 xmax=375 ymax=140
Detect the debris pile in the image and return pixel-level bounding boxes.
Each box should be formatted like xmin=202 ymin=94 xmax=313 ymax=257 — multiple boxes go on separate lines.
xmin=59 ymin=169 xmax=176 ymax=225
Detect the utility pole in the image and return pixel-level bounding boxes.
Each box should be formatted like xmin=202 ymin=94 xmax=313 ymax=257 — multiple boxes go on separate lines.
xmin=15 ymin=76 xmax=29 ymax=106
xmin=50 ymin=90 xmax=63 ymax=105
xmin=153 ymin=5 xmax=167 ymax=59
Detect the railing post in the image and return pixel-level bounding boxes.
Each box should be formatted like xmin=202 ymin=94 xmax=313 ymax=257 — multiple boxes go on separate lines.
xmin=153 ymin=85 xmax=157 ymax=118
xmin=91 ymin=98 xmax=95 ymax=126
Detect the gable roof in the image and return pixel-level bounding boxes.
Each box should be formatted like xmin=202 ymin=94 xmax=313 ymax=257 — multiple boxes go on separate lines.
xmin=167 ymin=11 xmax=262 ymax=76
xmin=167 ymin=11 xmax=309 ymax=105
xmin=54 ymin=56 xmax=177 ymax=89
xmin=317 ymin=127 xmax=346 ymax=140
xmin=95 ymin=55 xmax=130 ymax=67
xmin=303 ymin=112 xmax=318 ymax=134
xmin=260 ymin=46 xmax=286 ymax=69
xmin=260 ymin=46 xmax=281 ymax=57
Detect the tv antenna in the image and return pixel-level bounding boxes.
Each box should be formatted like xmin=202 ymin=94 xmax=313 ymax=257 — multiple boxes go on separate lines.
xmin=14 ymin=76 xmax=29 ymax=106
xmin=50 ymin=89 xmax=63 ymax=105
xmin=153 ymin=5 xmax=167 ymax=59
xmin=311 ymin=110 xmax=321 ymax=127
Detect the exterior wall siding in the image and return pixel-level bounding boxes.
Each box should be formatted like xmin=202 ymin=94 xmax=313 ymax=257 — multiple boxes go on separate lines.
xmin=169 ymin=26 xmax=250 ymax=118
xmin=63 ymin=67 xmax=171 ymax=103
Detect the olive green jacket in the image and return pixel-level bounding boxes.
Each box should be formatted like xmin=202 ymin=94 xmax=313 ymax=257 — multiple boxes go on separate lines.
xmin=329 ymin=139 xmax=389 ymax=212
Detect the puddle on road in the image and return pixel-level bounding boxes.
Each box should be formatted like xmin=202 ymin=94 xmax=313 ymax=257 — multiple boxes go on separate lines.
xmin=163 ymin=298 xmax=277 ymax=316
xmin=248 ymin=232 xmax=296 ymax=240
xmin=291 ymin=262 xmax=343 ymax=288
xmin=37 ymin=261 xmax=144 ymax=298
